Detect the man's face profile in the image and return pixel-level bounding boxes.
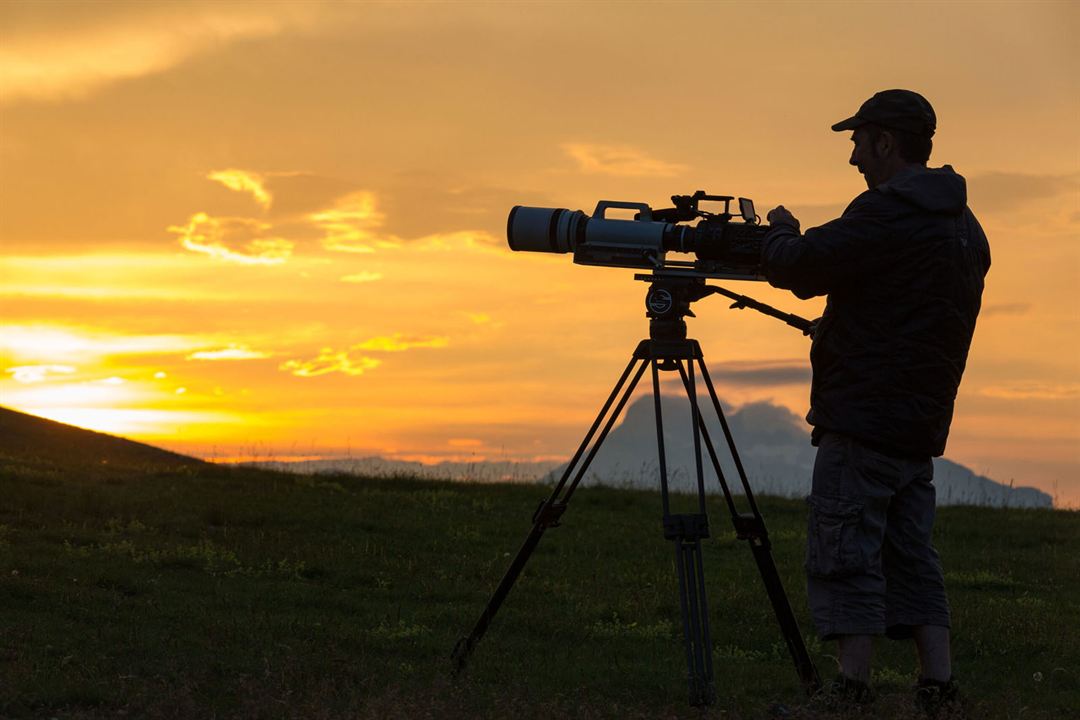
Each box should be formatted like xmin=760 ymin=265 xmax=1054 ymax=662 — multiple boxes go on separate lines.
xmin=849 ymin=127 xmax=884 ymax=190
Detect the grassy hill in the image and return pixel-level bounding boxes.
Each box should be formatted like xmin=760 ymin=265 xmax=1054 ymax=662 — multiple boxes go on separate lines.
xmin=0 ymin=406 xmax=204 ymax=476
xmin=0 ymin=411 xmax=1077 ymax=718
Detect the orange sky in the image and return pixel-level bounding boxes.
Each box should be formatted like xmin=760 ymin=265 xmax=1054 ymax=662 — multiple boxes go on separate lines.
xmin=1 ymin=1 xmax=1077 ymax=505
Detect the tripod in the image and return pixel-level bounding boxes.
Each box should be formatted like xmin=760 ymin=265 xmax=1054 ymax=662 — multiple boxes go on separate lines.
xmin=452 ymin=273 xmax=822 ymax=706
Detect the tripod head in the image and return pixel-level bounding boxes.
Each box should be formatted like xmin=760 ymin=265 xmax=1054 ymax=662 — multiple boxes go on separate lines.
xmin=639 ymin=274 xmax=711 ymax=342
xmin=636 ymin=270 xmax=817 ymax=341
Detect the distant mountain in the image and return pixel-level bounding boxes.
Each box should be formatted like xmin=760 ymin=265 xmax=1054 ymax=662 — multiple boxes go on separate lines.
xmin=259 ymin=396 xmax=1052 ymax=509
xmin=0 ymin=406 xmax=204 ymax=475
xmin=549 ymin=395 xmax=1052 ymax=509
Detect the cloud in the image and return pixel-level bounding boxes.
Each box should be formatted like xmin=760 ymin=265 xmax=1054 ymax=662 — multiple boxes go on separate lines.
xmin=5 ymin=364 xmax=76 ymax=383
xmin=0 ymin=3 xmax=318 ymax=104
xmin=263 ymin=173 xmax=357 ymax=219
xmin=0 ymin=324 xmax=209 ymax=364
xmin=208 ymin=169 xmax=272 ymax=209
xmin=171 ymin=172 xmax=507 ymax=264
xmin=308 ymin=191 xmax=401 ymax=253
xmin=461 ymin=312 xmax=506 ymax=330
xmin=187 ymin=345 xmax=272 ymax=361
xmin=968 ymin=171 xmax=1080 ymax=213
xmin=979 ymin=382 xmax=1080 ymax=400
xmin=411 ymin=230 xmax=502 ymax=252
xmin=371 ymin=178 xmax=534 ymax=240
xmin=562 ymin=142 xmax=688 ymax=178
xmin=170 ymin=212 xmax=293 ymax=265
xmin=340 ymin=271 xmax=383 ymax=284
xmin=280 ymin=333 xmax=448 ymax=378
xmin=280 ymin=349 xmax=382 ymax=378
xmin=353 ymin=334 xmax=449 ymax=352
xmin=705 ymin=359 xmax=811 ymax=387
xmin=982 ymin=302 xmax=1032 ymax=316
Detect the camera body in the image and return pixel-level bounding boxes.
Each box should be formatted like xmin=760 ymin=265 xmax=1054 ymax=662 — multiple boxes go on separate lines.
xmin=507 ymin=191 xmax=768 ymax=281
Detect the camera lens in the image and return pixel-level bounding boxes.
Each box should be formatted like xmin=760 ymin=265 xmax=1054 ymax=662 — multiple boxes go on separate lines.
xmin=507 ymin=206 xmax=587 ymax=254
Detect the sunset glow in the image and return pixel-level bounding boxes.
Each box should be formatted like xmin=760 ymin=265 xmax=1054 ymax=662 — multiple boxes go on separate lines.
xmin=1 ymin=2 xmax=1077 ymax=505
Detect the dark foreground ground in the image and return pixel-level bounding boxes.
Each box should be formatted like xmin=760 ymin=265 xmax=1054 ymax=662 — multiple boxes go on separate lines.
xmin=1 ymin=452 xmax=1077 ymax=719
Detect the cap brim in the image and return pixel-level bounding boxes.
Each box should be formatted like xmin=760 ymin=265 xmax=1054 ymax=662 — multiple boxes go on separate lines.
xmin=830 ymin=115 xmax=866 ymax=132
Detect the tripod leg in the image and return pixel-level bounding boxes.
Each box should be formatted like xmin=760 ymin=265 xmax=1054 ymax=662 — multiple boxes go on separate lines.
xmin=656 ymin=358 xmax=716 ymax=706
xmin=675 ymin=354 xmax=822 ymax=695
xmin=673 ymin=538 xmax=716 ymax=706
xmin=451 ymin=355 xmax=649 ymax=672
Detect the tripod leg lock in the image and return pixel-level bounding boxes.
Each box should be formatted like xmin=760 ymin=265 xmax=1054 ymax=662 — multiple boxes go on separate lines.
xmin=532 ymin=500 xmax=567 ymax=528
xmin=664 ymin=513 xmax=710 ymax=541
xmin=732 ymin=512 xmax=772 ymax=547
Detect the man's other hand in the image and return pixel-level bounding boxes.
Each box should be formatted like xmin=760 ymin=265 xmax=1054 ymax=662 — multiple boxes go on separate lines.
xmin=767 ymin=205 xmax=801 ymax=231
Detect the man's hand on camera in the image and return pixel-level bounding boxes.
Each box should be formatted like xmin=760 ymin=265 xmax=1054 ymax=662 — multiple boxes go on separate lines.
xmin=767 ymin=206 xmax=801 ymax=232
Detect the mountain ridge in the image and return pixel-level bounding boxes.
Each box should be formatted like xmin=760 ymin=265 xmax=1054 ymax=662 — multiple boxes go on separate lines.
xmin=256 ymin=396 xmax=1052 ymax=509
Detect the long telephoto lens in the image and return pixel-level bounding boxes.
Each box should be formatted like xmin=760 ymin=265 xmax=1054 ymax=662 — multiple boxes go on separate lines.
xmin=506 ymin=206 xmax=588 ymax=254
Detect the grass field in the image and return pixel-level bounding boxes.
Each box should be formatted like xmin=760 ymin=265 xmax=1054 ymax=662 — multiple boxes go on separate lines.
xmin=1 ymin=442 xmax=1078 ymax=718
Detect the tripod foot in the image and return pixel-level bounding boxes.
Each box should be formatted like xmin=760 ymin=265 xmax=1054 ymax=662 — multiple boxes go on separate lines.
xmin=450 ymin=636 xmax=472 ymax=674
xmin=689 ymin=677 xmax=717 ymax=708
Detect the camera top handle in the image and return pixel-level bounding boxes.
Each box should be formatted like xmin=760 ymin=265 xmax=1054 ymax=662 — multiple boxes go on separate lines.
xmin=648 ymin=190 xmax=758 ymax=225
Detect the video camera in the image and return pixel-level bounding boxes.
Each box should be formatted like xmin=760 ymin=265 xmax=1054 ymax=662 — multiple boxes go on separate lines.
xmin=507 ymin=191 xmax=768 ymax=281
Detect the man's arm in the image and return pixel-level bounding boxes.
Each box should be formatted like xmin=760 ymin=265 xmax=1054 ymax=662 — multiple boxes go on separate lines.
xmin=762 ymin=193 xmax=896 ymax=299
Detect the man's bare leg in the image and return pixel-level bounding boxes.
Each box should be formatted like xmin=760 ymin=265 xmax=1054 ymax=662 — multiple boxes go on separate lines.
xmin=913 ymin=625 xmax=952 ymax=681
xmin=837 ymin=634 xmax=873 ymax=682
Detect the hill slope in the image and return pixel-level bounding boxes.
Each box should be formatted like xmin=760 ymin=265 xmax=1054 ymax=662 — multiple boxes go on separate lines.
xmin=0 ymin=406 xmax=204 ymax=475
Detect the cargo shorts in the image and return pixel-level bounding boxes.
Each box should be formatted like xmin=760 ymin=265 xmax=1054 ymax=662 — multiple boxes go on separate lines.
xmin=805 ymin=432 xmax=950 ymax=640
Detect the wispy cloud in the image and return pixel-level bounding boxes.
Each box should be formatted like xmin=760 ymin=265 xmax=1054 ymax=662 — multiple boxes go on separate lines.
xmin=208 ymin=169 xmax=272 ymax=209
xmin=982 ymin=302 xmax=1032 ymax=316
xmin=980 ymin=382 xmax=1080 ymax=400
xmin=340 ymin=271 xmax=383 ymax=284
xmin=969 ymin=171 xmax=1080 ymax=213
xmin=279 ymin=349 xmax=382 ymax=378
xmin=0 ymin=324 xmax=210 ymax=364
xmin=280 ymin=333 xmax=448 ymax=378
xmin=412 ymin=230 xmax=502 ymax=252
xmin=170 ymin=213 xmax=293 ymax=265
xmin=308 ymin=191 xmax=401 ymax=253
xmin=705 ymin=359 xmax=811 ymax=387
xmin=5 ymin=364 xmax=76 ymax=384
xmin=353 ymin=334 xmax=449 ymax=352
xmin=0 ymin=4 xmax=318 ymax=104
xmin=187 ymin=345 xmax=271 ymax=361
xmin=562 ymin=142 xmax=688 ymax=178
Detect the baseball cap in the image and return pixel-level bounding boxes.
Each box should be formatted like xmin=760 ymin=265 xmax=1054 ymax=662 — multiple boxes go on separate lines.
xmin=831 ymin=89 xmax=936 ymax=136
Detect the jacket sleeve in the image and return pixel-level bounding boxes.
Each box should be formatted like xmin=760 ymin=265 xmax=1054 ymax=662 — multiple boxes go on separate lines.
xmin=762 ymin=192 xmax=896 ymax=299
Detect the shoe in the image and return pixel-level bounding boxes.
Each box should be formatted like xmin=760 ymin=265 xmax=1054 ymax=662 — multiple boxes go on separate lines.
xmin=914 ymin=677 xmax=962 ymax=718
xmin=769 ymin=674 xmax=874 ymax=717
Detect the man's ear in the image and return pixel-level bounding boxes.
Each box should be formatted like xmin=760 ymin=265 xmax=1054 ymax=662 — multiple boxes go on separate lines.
xmin=876 ymin=130 xmax=895 ymax=158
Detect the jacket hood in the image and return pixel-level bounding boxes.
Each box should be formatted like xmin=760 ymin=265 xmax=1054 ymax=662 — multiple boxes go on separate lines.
xmin=880 ymin=164 xmax=967 ymax=213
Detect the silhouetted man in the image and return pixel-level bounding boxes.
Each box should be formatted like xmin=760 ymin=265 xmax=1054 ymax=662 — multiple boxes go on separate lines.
xmin=762 ymin=89 xmax=990 ymax=714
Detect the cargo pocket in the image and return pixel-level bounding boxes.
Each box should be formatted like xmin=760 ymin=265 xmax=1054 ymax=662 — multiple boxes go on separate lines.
xmin=805 ymin=495 xmax=865 ymax=579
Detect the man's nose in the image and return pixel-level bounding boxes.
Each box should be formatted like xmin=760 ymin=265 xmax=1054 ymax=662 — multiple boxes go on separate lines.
xmin=849 ymin=148 xmax=858 ymax=166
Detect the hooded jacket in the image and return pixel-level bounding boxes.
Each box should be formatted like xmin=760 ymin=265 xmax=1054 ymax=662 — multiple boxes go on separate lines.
xmin=762 ymin=165 xmax=990 ymax=458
